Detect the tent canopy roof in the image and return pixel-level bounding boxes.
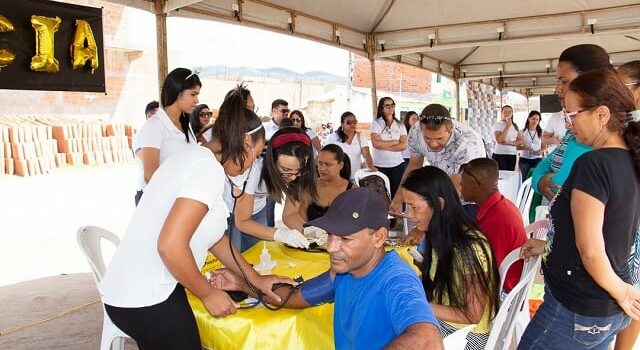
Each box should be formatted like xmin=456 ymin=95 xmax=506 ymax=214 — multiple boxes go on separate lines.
xmin=112 ymin=0 xmax=640 ymax=95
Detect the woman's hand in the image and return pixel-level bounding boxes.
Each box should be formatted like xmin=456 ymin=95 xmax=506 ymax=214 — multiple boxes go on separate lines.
xmin=402 ymin=227 xmax=425 ymax=246
xmin=202 ymin=288 xmax=239 ymax=317
xmin=519 ymin=239 xmax=546 ymax=259
xmin=615 ymin=284 xmax=640 ymax=320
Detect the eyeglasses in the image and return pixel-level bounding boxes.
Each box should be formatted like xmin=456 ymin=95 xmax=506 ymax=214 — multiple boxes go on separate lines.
xmin=344 ymin=120 xmax=358 ymax=125
xmin=563 ymin=108 xmax=591 ymax=126
xmin=277 ymin=165 xmax=306 ymax=178
xmin=279 ymin=108 xmax=290 ymax=114
xmin=199 ymin=111 xmax=213 ymax=117
xmin=420 ymin=115 xmax=451 ymax=124
xmin=459 ymin=163 xmax=480 ymax=184
xmin=383 ymin=103 xmax=396 ymax=109
xmin=290 ymin=118 xmax=302 ymax=123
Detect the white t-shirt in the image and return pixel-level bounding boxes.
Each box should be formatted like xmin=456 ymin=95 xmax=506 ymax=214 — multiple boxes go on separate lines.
xmin=521 ymin=129 xmax=543 ymax=159
xmin=492 ymin=121 xmax=519 ymax=155
xmin=326 ymin=131 xmax=369 ymax=179
xmin=370 ymin=118 xmax=407 ymax=167
xmin=305 ymin=128 xmax=319 ymax=157
xmin=543 ymin=112 xmax=567 ymax=153
xmin=138 ymin=109 xmax=198 ymax=186
xmin=101 ymin=147 xmax=229 ymax=307
xmin=132 ymin=125 xmax=145 ymax=192
xmin=223 ymin=158 xmax=267 ymax=215
xmin=408 ymin=121 xmax=485 ymax=175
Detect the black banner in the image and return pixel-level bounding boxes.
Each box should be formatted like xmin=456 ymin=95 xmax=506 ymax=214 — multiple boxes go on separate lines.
xmin=0 ymin=0 xmax=105 ymax=92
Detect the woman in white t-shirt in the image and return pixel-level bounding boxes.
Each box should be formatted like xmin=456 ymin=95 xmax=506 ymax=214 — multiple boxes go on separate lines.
xmin=138 ymin=68 xmax=199 ymax=201
xmin=100 ymin=88 xmax=292 ymax=350
xmin=189 ymin=103 xmax=213 ymax=142
xmin=326 ymin=111 xmax=376 ymax=181
xmin=289 ymin=110 xmax=322 ymax=154
xmin=518 ymin=110 xmax=546 ymax=179
xmin=492 ymin=105 xmax=523 ymax=170
xmin=370 ymin=97 xmax=408 ymax=198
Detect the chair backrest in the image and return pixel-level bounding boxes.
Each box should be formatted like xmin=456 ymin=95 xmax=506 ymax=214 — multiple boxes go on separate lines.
xmin=525 ymin=218 xmax=549 ymax=240
xmin=498 ymin=247 xmax=522 ymax=293
xmin=485 ymin=254 xmax=542 ymax=350
xmin=515 ymin=177 xmax=532 ymax=212
xmin=520 ymin=187 xmax=535 ymax=226
xmin=76 ymin=226 xmax=120 ymax=286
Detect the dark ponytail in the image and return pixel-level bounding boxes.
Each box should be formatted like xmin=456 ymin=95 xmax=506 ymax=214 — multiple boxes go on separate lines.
xmin=211 ymin=85 xmax=264 ymax=170
xmin=624 ymin=119 xmax=640 ymax=174
xmin=320 ymin=144 xmax=351 ymax=181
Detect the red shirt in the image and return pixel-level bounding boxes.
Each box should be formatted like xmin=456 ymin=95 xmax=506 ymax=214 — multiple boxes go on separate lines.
xmin=477 ymin=191 xmax=527 ymax=292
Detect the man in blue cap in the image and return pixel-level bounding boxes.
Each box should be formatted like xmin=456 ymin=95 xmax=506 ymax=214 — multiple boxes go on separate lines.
xmin=232 ymin=188 xmax=443 ymax=349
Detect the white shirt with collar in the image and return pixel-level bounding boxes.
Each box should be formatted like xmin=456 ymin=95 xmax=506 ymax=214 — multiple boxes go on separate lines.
xmin=264 ymin=119 xmax=280 ymax=141
xmin=408 ymin=121 xmax=485 ymax=175
xmin=100 ymin=146 xmax=229 ymax=307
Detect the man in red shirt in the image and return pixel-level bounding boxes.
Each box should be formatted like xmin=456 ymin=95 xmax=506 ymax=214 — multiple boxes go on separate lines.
xmin=460 ymin=158 xmax=527 ymax=293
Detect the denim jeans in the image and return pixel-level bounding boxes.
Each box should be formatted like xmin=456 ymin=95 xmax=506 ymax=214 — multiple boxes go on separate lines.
xmin=518 ymin=288 xmax=630 ymax=350
xmin=226 ymin=207 xmax=268 ymax=252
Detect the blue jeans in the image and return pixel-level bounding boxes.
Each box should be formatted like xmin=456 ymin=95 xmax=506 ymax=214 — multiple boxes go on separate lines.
xmin=226 ymin=207 xmax=268 ymax=252
xmin=265 ymin=196 xmax=276 ymax=227
xmin=518 ymin=288 xmax=630 ymax=350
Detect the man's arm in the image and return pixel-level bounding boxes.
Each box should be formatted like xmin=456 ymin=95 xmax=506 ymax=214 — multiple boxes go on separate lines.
xmin=389 ymin=155 xmax=424 ymax=214
xmin=384 ymin=323 xmax=443 ymax=350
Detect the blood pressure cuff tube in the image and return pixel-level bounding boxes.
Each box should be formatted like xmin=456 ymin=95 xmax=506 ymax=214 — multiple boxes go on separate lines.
xmin=300 ymin=270 xmax=334 ymax=306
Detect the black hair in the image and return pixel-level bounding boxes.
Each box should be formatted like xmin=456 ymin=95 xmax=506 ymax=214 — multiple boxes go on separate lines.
xmin=262 ymin=127 xmax=317 ymax=204
xmin=403 ymin=111 xmax=419 ymax=132
xmin=419 ymin=104 xmax=454 ymax=131
xmin=524 ymin=110 xmax=543 ymax=138
xmin=271 ymin=99 xmax=288 ymax=110
xmin=376 ymin=96 xmax=399 ymax=124
xmin=289 ymin=110 xmax=310 ymax=131
xmin=501 ymin=105 xmax=519 ymax=131
xmin=279 ymin=118 xmax=295 ymax=129
xmin=559 ymin=44 xmax=612 ymax=74
xmin=160 ymin=68 xmax=202 ymax=143
xmin=465 ymin=157 xmax=499 ymax=185
xmin=145 ymin=100 xmax=159 ymax=115
xmin=336 ymin=111 xmax=356 ymax=143
xmin=569 ymin=68 xmax=640 ymax=173
xmin=319 ymin=143 xmax=351 ymax=181
xmin=210 ymin=85 xmax=265 ymax=170
xmin=189 ymin=104 xmax=210 ymax=135
xmin=402 ymin=166 xmax=499 ymax=321
xmin=619 ymin=60 xmax=640 ymax=91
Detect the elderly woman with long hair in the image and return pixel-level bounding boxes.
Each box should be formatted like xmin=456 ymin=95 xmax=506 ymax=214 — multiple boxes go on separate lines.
xmin=520 ymin=69 xmax=640 ymax=350
xmin=402 ymin=166 xmax=499 ymax=349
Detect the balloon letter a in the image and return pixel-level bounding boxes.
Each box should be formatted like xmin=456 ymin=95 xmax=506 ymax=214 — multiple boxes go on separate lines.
xmin=71 ymin=19 xmax=99 ymax=73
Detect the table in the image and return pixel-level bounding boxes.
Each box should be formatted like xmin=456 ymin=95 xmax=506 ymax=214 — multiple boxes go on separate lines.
xmin=187 ymin=242 xmax=417 ymax=350
xmin=498 ymin=170 xmax=521 ymax=204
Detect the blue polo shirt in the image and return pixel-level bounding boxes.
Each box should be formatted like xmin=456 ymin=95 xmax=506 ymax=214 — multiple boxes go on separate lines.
xmin=333 ymin=251 xmax=438 ymax=349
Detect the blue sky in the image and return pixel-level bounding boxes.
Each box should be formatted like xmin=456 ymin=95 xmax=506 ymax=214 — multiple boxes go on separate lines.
xmin=167 ymin=17 xmax=350 ymax=77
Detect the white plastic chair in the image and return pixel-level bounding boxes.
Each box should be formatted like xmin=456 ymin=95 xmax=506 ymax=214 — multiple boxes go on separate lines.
xmin=515 ymin=178 xmax=535 ymax=225
xmin=498 ymin=248 xmax=522 ymax=294
xmin=76 ymin=226 xmax=131 ymax=350
xmin=443 ymin=324 xmax=476 ymax=349
xmin=534 ymin=205 xmax=549 ymax=222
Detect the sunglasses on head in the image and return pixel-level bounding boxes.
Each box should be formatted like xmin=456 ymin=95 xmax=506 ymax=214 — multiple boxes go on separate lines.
xmin=420 ymin=115 xmax=451 ymax=124
xmin=459 ymin=163 xmax=480 ymax=184
xmin=199 ymin=111 xmax=213 ymax=117
xmin=344 ymin=120 xmax=358 ymax=125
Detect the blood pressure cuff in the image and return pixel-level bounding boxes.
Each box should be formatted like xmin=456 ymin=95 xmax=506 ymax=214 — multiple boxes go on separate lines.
xmin=300 ymin=270 xmax=334 ymax=306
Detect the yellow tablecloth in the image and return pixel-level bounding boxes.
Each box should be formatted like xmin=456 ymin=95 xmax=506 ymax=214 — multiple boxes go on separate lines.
xmin=187 ymin=242 xmax=418 ymax=350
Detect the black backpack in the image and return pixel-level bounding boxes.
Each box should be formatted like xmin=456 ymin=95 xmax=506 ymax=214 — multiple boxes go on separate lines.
xmin=358 ymin=174 xmax=391 ymax=209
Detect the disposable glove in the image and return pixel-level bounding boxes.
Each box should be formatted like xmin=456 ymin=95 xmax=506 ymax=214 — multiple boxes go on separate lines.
xmin=274 ymin=228 xmax=310 ymax=249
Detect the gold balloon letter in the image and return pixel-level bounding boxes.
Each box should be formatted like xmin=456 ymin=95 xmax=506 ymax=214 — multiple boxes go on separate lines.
xmin=31 ymin=15 xmax=61 ymax=73
xmin=0 ymin=14 xmax=15 ymax=69
xmin=71 ymin=19 xmax=99 ymax=73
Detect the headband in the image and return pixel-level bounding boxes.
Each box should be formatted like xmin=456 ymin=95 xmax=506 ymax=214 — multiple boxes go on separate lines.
xmin=247 ymin=124 xmax=263 ymax=135
xmin=270 ymin=133 xmax=311 ymax=149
